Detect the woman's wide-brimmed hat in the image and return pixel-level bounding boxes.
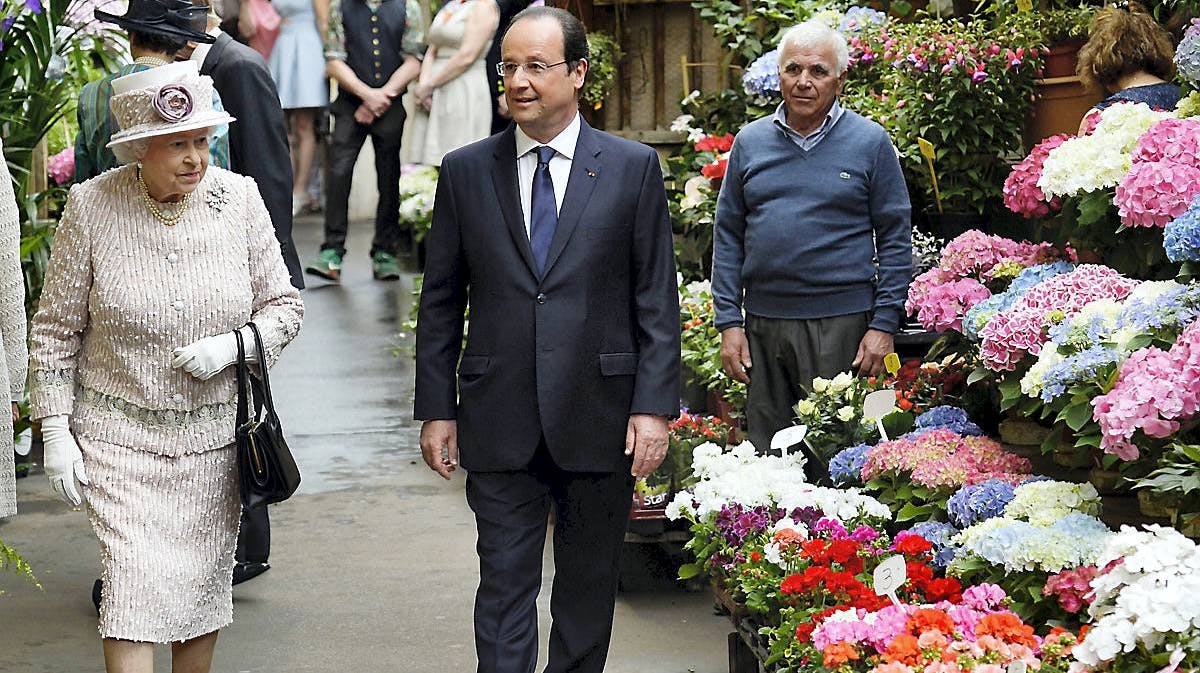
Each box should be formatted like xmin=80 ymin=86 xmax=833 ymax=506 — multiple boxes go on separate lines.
xmin=106 ymin=61 xmax=236 ymax=148
xmin=95 ymin=0 xmax=216 ymax=44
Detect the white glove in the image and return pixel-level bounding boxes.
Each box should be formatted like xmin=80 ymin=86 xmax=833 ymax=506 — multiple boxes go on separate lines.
xmin=41 ymin=414 xmax=89 ymax=507
xmin=172 ymin=330 xmax=259 ymax=381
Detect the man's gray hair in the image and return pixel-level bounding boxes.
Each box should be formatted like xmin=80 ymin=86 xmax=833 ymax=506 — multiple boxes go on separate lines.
xmin=777 ymin=21 xmax=849 ymax=75
xmin=112 ymin=138 xmax=150 ymax=166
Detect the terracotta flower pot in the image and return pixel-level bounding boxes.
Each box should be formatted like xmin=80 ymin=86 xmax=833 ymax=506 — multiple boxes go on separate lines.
xmin=1042 ymin=40 xmax=1085 ymax=79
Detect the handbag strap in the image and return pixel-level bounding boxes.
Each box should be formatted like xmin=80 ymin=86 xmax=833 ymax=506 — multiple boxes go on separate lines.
xmin=233 ymin=327 xmax=252 ymax=426
xmin=246 ymin=322 xmax=280 ymax=421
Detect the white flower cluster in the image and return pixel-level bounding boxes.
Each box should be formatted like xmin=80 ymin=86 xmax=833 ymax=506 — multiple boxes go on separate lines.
xmin=1071 ymin=525 xmax=1200 ymax=671
xmin=669 ymin=114 xmax=706 ymax=144
xmin=1004 ymin=481 xmax=1101 ymax=526
xmin=1038 ymin=103 xmax=1174 ymax=198
xmin=664 ymin=441 xmax=892 ymax=522
xmin=397 ymin=165 xmax=439 ymax=224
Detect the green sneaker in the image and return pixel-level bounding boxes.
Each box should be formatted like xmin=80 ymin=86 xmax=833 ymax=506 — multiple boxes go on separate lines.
xmin=372 ymin=251 xmax=402 ymax=281
xmin=305 ymin=249 xmax=342 ymax=282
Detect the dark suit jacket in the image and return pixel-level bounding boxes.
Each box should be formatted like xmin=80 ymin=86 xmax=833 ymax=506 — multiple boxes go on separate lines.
xmin=414 ymin=119 xmax=681 ymax=473
xmin=201 ymin=32 xmax=305 ymax=289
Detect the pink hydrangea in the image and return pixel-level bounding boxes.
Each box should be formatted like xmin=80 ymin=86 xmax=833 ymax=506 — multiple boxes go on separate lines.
xmin=911 ymin=278 xmax=991 ymax=332
xmin=863 ymin=430 xmax=1030 ymax=490
xmin=1092 ymin=319 xmax=1200 ymax=459
xmin=1115 ymin=160 xmax=1200 ymax=228
xmin=1042 ymin=565 xmax=1098 ymax=614
xmin=906 ymin=266 xmax=953 ymax=316
xmin=940 ymin=230 xmax=1024 ymax=278
xmin=47 ymin=147 xmax=74 ymax=186
xmin=979 ymin=265 xmax=1139 ymax=371
xmin=961 ymin=583 xmax=1007 ymax=611
xmin=1131 ymin=118 xmax=1200 ymax=164
xmin=1004 ymin=134 xmax=1070 ymax=218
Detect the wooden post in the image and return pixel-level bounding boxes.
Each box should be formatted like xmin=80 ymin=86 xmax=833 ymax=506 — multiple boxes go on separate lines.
xmin=728 ymin=632 xmax=759 ymax=673
xmin=652 ymin=1 xmax=665 ymax=128
xmin=689 ymin=9 xmax=704 ymax=95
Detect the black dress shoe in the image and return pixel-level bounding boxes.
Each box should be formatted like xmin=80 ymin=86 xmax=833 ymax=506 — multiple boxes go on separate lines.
xmin=232 ymin=561 xmax=270 ymax=586
xmin=92 ymin=579 xmax=102 ymax=615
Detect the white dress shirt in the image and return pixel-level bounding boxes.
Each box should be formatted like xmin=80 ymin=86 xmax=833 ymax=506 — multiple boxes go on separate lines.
xmin=515 ymin=113 xmax=581 ymax=237
xmin=188 ymin=26 xmax=222 ymax=67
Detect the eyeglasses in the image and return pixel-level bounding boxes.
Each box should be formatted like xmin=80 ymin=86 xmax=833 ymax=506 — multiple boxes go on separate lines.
xmin=496 ymin=61 xmax=570 ymax=78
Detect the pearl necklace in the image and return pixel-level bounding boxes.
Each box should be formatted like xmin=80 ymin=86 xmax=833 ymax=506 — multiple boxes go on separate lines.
xmin=137 ymin=165 xmax=190 ymax=226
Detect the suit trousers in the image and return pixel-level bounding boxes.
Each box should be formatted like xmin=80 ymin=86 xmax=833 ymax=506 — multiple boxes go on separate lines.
xmin=744 ymin=311 xmax=869 ymax=483
xmin=322 ymin=96 xmax=406 ymax=257
xmin=466 ymin=443 xmax=633 ymax=673
xmin=236 ymin=504 xmax=270 ymax=564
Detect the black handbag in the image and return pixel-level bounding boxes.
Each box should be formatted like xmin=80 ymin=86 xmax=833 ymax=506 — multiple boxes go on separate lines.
xmin=234 ymin=322 xmax=301 ymax=508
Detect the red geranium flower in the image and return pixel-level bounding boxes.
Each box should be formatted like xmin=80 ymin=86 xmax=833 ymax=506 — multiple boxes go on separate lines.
xmin=701 ymin=158 xmax=728 ymax=180
xmin=906 ymin=608 xmax=955 ymax=636
xmin=895 ymin=534 xmax=933 ymax=557
xmin=923 ymin=577 xmax=963 ymax=603
xmin=695 ymin=133 xmax=735 ymax=152
xmin=975 ymin=613 xmax=1037 ymax=648
xmin=827 ymin=539 xmax=860 ymax=565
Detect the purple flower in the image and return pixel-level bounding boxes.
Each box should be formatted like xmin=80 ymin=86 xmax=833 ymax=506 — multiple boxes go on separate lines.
xmin=789 ymin=506 xmax=823 ymax=528
xmin=971 ymin=70 xmax=988 ymax=84
xmin=850 ymin=525 xmax=881 ymax=543
xmin=1 ymin=15 xmax=15 ymax=32
xmin=25 ymin=0 xmax=42 ymax=13
xmin=814 ymin=517 xmax=849 ymax=539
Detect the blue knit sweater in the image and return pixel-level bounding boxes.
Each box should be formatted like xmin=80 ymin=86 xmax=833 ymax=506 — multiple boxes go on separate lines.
xmin=711 ymin=109 xmax=912 ymax=333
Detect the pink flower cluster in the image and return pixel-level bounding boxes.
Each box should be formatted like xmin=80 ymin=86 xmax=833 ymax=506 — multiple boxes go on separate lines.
xmin=1004 ymin=134 xmax=1069 ymax=219
xmin=912 ymin=279 xmax=991 ymax=332
xmin=1115 ymin=161 xmax=1200 ymax=228
xmin=905 ymin=231 xmax=1075 ymax=333
xmin=1116 ymin=119 xmax=1200 ymax=228
xmin=811 ymin=584 xmax=1015 ymax=654
xmin=47 ymin=148 xmax=74 ymax=186
xmin=1092 ymin=319 xmax=1200 ymax=459
xmin=1042 ymin=565 xmax=1098 ymax=614
xmin=979 ymin=265 xmax=1139 ymax=371
xmin=860 ymin=429 xmax=1031 ymax=489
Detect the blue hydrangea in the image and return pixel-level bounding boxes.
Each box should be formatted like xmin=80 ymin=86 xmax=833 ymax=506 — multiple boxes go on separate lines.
xmin=947 ymin=479 xmax=1016 ymax=528
xmin=838 ymin=6 xmax=886 ymax=33
xmin=742 ymin=49 xmax=780 ymax=100
xmin=829 ymin=443 xmax=870 ymax=486
xmin=906 ymin=521 xmax=960 ymax=569
xmin=1037 ymin=345 xmax=1122 ymax=401
xmin=1165 ymin=195 xmax=1200 ymax=262
xmin=1117 ymin=284 xmax=1200 ymax=333
xmin=962 ymin=262 xmax=1076 ymax=340
xmin=1021 ymin=474 xmax=1055 ymax=485
xmin=915 ymin=406 xmax=982 ymax=436
xmin=1176 ymin=30 xmax=1200 ymax=85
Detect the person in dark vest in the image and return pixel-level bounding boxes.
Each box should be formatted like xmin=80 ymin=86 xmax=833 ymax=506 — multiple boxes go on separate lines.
xmin=305 ymin=0 xmax=424 ymax=283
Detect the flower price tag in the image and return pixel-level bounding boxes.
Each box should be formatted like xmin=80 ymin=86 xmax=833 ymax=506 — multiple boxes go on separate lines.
xmin=884 ymin=352 xmax=901 ymax=376
xmin=771 ymin=424 xmax=808 ymax=457
xmin=873 ymin=554 xmax=906 ymax=607
xmin=862 ymin=390 xmax=898 ymax=442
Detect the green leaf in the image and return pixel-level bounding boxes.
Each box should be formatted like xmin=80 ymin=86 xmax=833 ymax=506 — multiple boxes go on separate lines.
xmin=677 ymin=563 xmax=702 ymax=580
xmin=1064 ymin=401 xmax=1094 ymax=432
xmin=967 ymin=366 xmax=991 ymax=385
xmin=896 ymin=501 xmax=932 ymax=522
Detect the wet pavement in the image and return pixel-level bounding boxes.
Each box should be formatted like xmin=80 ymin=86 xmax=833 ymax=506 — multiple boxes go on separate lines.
xmin=0 ymin=216 xmax=730 ymax=672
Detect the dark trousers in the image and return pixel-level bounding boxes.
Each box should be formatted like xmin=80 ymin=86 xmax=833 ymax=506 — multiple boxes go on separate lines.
xmin=466 ymin=443 xmax=633 ymax=673
xmin=745 ymin=312 xmax=869 ymax=482
xmin=236 ymin=505 xmax=270 ymax=564
xmin=322 ymin=96 xmax=406 ymax=257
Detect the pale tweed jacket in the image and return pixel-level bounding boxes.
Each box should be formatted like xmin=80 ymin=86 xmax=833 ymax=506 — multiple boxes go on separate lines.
xmin=29 ymin=165 xmax=303 ymax=456
xmin=0 ymin=138 xmax=30 ymax=518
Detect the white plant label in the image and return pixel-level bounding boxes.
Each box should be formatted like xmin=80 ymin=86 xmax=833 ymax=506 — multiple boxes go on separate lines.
xmin=873 ymin=554 xmax=906 ymax=607
xmin=771 ymin=425 xmax=808 ymax=456
xmin=862 ymin=389 xmax=898 ymax=442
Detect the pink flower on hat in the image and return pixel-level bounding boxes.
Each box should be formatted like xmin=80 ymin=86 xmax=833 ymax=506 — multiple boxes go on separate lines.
xmin=153 ymin=83 xmax=195 ymax=123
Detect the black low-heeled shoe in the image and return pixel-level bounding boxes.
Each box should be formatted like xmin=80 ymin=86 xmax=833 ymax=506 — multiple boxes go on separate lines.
xmin=91 ymin=579 xmax=102 ymax=615
xmin=232 ymin=561 xmax=270 ymax=586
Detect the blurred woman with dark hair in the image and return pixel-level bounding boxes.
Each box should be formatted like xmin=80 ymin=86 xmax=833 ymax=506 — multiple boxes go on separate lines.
xmin=1076 ymin=1 xmax=1180 ymax=133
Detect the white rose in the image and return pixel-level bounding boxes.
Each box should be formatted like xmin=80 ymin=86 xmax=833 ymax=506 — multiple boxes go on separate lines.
xmin=796 ymin=400 xmax=818 ymax=417
xmin=830 ymin=372 xmax=854 ymax=392
xmin=812 ymin=378 xmax=830 ymax=394
xmin=836 ymin=406 xmax=856 ymax=422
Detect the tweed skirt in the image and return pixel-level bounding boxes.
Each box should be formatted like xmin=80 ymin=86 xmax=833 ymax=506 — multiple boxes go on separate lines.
xmin=80 ymin=437 xmax=241 ymax=643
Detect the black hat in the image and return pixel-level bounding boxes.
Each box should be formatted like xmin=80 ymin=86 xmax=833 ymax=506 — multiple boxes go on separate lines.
xmin=95 ymin=0 xmax=216 ymax=44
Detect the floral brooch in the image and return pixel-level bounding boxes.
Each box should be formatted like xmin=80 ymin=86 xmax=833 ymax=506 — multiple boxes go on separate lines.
xmin=205 ymin=181 xmax=230 ymax=212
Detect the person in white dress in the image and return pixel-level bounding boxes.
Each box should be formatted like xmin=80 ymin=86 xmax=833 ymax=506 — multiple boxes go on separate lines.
xmin=402 ymin=0 xmax=499 ymax=166
xmin=0 ymin=138 xmax=28 ymax=520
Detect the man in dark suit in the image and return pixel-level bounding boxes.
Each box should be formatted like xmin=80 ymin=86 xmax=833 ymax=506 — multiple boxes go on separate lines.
xmin=180 ymin=4 xmax=305 ymax=585
xmin=414 ymin=8 xmax=680 ymax=673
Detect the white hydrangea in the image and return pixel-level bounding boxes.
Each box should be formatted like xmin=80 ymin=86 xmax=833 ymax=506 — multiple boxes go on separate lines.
xmin=1005 ymin=480 xmax=1101 ymax=526
xmin=1021 ymin=346 xmax=1064 ymax=398
xmin=1039 ymin=103 xmax=1174 ymax=198
xmin=665 ymin=441 xmax=890 ymax=522
xmin=1072 ymin=526 xmax=1200 ymax=670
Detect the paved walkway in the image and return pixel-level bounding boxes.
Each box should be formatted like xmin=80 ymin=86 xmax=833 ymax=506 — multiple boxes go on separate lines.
xmin=0 ymin=216 xmax=730 ymax=673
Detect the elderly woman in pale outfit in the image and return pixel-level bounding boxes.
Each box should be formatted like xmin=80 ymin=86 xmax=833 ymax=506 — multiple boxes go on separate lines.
xmin=29 ymin=61 xmax=302 ymax=673
xmin=0 ymin=138 xmax=29 ymax=520
xmin=402 ymin=0 xmax=499 ymax=166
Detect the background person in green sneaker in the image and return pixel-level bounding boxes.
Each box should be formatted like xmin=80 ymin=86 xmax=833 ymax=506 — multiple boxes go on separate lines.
xmin=306 ymin=0 xmax=425 ymax=282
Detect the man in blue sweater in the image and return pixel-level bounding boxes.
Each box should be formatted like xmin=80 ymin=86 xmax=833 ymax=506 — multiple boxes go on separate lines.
xmin=711 ymin=20 xmax=911 ymax=477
